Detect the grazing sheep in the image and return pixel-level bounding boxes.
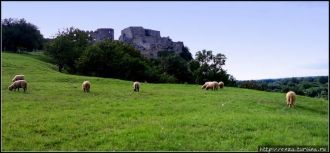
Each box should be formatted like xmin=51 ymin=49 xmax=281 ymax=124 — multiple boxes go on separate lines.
xmin=11 ymin=75 xmax=25 ymax=82
xmin=82 ymin=81 xmax=91 ymax=92
xmin=215 ymin=81 xmax=221 ymax=90
xmin=133 ymin=81 xmax=141 ymax=92
xmin=203 ymin=81 xmax=219 ymax=90
xmin=206 ymin=81 xmax=219 ymax=90
xmin=219 ymin=81 xmax=224 ymax=89
xmin=205 ymin=83 xmax=215 ymax=90
xmin=8 ymin=80 xmax=27 ymax=92
xmin=202 ymin=81 xmax=212 ymax=89
xmin=286 ymin=91 xmax=296 ymax=108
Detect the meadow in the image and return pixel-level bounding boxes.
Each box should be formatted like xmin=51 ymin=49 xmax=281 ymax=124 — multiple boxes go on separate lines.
xmin=1 ymin=52 xmax=328 ymax=151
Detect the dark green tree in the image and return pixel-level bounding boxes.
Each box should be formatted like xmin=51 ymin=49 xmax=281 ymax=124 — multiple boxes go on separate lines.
xmin=76 ymin=40 xmax=155 ymax=82
xmin=318 ymin=76 xmax=328 ymax=84
xmin=45 ymin=27 xmax=92 ymax=72
xmin=45 ymin=36 xmax=73 ymax=72
xmin=159 ymin=54 xmax=194 ymax=83
xmin=193 ymin=49 xmax=235 ymax=85
xmin=195 ymin=50 xmax=213 ymax=65
xmin=2 ymin=18 xmax=44 ymax=52
xmin=179 ymin=46 xmax=193 ymax=61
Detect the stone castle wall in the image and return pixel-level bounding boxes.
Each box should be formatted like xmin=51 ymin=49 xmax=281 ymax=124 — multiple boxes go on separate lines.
xmin=89 ymin=26 xmax=184 ymax=58
xmin=88 ymin=28 xmax=114 ymax=42
xmin=119 ymin=26 xmax=183 ymax=58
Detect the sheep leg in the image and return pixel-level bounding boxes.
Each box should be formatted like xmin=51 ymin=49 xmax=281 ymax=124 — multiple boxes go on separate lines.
xmin=289 ymin=97 xmax=292 ymax=107
xmin=287 ymin=100 xmax=290 ymax=107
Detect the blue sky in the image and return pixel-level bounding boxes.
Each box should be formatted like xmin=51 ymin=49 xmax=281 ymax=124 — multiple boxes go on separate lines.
xmin=2 ymin=1 xmax=329 ymax=80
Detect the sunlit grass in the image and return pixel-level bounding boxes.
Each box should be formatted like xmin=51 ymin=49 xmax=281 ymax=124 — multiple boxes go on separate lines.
xmin=2 ymin=52 xmax=328 ymax=151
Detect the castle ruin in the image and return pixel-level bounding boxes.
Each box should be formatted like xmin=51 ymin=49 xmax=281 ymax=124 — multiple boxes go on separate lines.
xmin=88 ymin=28 xmax=114 ymax=42
xmin=119 ymin=26 xmax=184 ymax=58
xmin=89 ymin=26 xmax=185 ymax=58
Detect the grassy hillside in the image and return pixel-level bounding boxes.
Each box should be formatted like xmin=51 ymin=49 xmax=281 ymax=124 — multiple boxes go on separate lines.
xmin=1 ymin=52 xmax=328 ymax=151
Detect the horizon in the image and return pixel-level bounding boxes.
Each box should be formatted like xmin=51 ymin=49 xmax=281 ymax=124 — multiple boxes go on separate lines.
xmin=2 ymin=1 xmax=329 ymax=80
xmin=237 ymin=75 xmax=328 ymax=81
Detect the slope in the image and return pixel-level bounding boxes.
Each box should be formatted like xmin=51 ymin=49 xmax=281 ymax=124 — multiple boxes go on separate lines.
xmin=1 ymin=53 xmax=328 ymax=151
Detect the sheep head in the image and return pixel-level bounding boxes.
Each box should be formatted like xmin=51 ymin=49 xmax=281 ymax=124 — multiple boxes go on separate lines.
xmin=8 ymin=85 xmax=13 ymax=91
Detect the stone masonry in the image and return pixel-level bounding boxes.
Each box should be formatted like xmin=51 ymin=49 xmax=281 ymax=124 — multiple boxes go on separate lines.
xmin=118 ymin=26 xmax=184 ymax=58
xmin=88 ymin=27 xmax=184 ymax=58
xmin=88 ymin=28 xmax=114 ymax=42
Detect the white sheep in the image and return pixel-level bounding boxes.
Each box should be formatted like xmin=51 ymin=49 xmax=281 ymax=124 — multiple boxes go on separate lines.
xmin=8 ymin=80 xmax=27 ymax=92
xmin=209 ymin=81 xmax=220 ymax=90
xmin=201 ymin=81 xmax=212 ymax=89
xmin=133 ymin=81 xmax=141 ymax=92
xmin=82 ymin=81 xmax=91 ymax=92
xmin=286 ymin=91 xmax=296 ymax=108
xmin=202 ymin=81 xmax=219 ymax=90
xmin=218 ymin=81 xmax=224 ymax=89
xmin=11 ymin=74 xmax=25 ymax=82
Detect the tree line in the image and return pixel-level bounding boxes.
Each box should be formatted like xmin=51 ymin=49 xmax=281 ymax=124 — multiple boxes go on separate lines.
xmin=237 ymin=76 xmax=328 ymax=99
xmin=2 ymin=18 xmax=237 ymax=85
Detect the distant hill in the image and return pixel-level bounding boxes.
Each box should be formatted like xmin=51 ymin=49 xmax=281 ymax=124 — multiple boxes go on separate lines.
xmin=237 ymin=76 xmax=328 ymax=99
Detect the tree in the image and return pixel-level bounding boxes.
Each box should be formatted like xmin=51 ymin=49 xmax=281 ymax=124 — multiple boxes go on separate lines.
xmin=195 ymin=50 xmax=213 ymax=65
xmin=188 ymin=60 xmax=200 ymax=74
xmin=193 ymin=50 xmax=235 ymax=85
xmin=227 ymin=74 xmax=237 ymax=86
xmin=76 ymin=40 xmax=153 ymax=82
xmin=179 ymin=46 xmax=193 ymax=61
xmin=2 ymin=18 xmax=44 ymax=52
xmin=212 ymin=53 xmax=227 ymax=71
xmin=318 ymin=76 xmax=328 ymax=84
xmin=75 ymin=44 xmax=105 ymax=75
xmin=158 ymin=53 xmax=194 ymax=83
xmin=45 ymin=27 xmax=92 ymax=72
xmin=45 ymin=36 xmax=73 ymax=72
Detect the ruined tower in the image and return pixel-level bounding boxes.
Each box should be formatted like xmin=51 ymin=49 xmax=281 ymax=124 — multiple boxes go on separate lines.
xmin=91 ymin=28 xmax=114 ymax=42
xmin=119 ymin=26 xmax=184 ymax=58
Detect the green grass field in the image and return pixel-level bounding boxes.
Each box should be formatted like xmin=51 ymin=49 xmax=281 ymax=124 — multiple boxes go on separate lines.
xmin=1 ymin=52 xmax=328 ymax=151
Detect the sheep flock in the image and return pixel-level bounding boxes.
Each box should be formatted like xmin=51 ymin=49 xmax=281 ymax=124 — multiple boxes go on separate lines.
xmin=8 ymin=74 xmax=297 ymax=108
